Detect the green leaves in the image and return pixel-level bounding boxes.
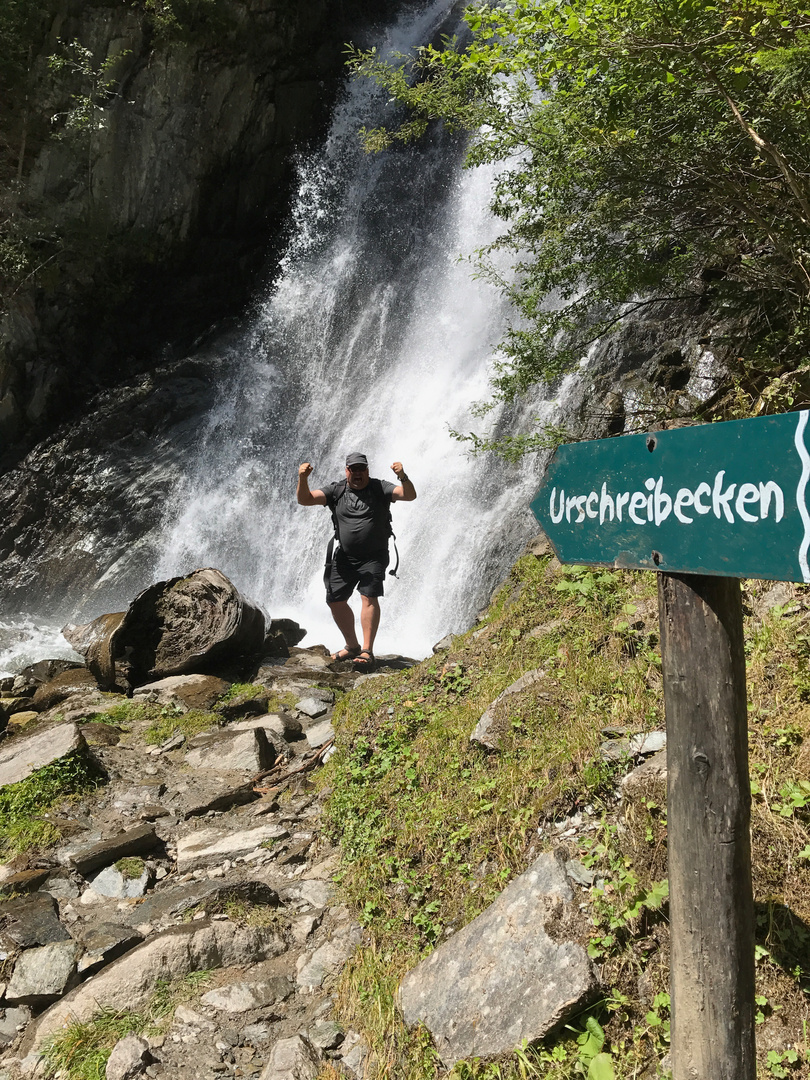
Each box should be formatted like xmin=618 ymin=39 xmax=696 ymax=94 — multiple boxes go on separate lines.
xmin=350 ymin=0 xmax=810 ymax=446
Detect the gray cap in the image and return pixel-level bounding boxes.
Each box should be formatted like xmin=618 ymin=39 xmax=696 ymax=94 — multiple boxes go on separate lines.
xmin=345 ymin=452 xmax=368 ymax=467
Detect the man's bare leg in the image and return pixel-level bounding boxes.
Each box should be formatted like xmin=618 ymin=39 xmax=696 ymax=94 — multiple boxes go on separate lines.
xmin=328 ymin=601 xmax=360 ymax=652
xmin=360 ymin=595 xmax=381 ymax=653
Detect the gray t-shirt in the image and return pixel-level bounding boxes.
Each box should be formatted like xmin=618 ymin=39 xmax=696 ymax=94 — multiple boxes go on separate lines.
xmin=322 ymin=478 xmax=396 ymax=557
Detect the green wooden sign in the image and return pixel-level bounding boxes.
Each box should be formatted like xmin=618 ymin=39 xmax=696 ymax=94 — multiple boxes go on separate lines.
xmin=531 ymin=411 xmax=810 ymax=582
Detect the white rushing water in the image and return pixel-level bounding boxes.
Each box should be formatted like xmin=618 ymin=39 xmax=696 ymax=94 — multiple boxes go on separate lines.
xmin=151 ymin=0 xmax=552 ymax=659
xmin=0 ymin=0 xmax=564 ymax=675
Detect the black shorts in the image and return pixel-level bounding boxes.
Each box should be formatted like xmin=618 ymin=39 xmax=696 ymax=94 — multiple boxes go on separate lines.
xmin=326 ymin=547 xmax=389 ymax=603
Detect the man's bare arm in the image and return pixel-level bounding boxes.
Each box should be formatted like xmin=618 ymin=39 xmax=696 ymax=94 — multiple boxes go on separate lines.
xmin=390 ymin=461 xmax=416 ymax=502
xmin=297 ymin=462 xmax=327 ymax=506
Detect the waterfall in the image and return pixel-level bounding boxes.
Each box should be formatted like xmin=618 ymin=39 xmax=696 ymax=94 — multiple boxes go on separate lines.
xmin=153 ymin=0 xmax=549 ymax=658
xmin=0 ymin=0 xmax=564 ymax=674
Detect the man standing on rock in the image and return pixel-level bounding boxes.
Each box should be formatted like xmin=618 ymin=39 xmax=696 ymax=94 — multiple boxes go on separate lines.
xmin=297 ymin=453 xmax=416 ymax=672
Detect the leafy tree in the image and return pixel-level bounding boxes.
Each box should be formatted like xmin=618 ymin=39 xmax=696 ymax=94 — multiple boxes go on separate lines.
xmin=348 ymin=0 xmax=810 ymax=446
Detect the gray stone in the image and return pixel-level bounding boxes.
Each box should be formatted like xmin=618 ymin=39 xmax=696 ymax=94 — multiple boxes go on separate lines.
xmin=0 ymin=722 xmax=86 ymax=787
xmin=241 ymin=1022 xmax=272 ymax=1045
xmin=230 ymin=713 xmax=303 ymax=741
xmin=296 ymin=698 xmax=328 ymax=720
xmin=565 ymin=860 xmax=595 ymax=887
xmin=113 ymin=782 xmax=166 ymax=812
xmin=600 ymin=731 xmax=666 ymax=762
xmin=90 ymin=863 xmax=152 ymax=899
xmin=76 ymin=923 xmax=144 ymax=975
xmin=296 ymin=921 xmax=362 ymax=989
xmin=18 ymin=921 xmax=287 ymax=1059
xmin=284 ymin=879 xmax=333 ymax=910
xmin=201 ymin=976 xmax=293 ymax=1013
xmin=133 ymin=675 xmax=230 ymax=712
xmin=258 ymin=1035 xmax=321 ymax=1080
xmin=70 ymin=825 xmax=159 ymax=877
xmin=173 ymin=1004 xmax=216 ymax=1029
xmin=308 ymin=1021 xmax=344 ymax=1051
xmin=432 ymin=634 xmax=454 ymax=653
xmin=185 ymin=729 xmax=274 ymax=773
xmin=6 ymin=940 xmax=81 ymax=1006
xmin=181 ymin=780 xmax=258 ymax=819
xmin=304 ymin=720 xmax=334 ymax=749
xmin=41 ymin=872 xmax=81 ymax=900
xmin=0 ymin=893 xmax=70 ymax=947
xmin=0 ymin=1006 xmax=33 ymax=1047
xmin=471 ymin=669 xmax=547 ymax=750
xmin=338 ymin=1032 xmax=374 ymax=1078
xmin=176 ymin=823 xmax=289 ymax=873
xmin=105 ymin=1034 xmax=151 ymax=1080
xmin=397 ymin=852 xmax=597 ymax=1067
xmin=622 ymin=749 xmax=668 ymax=795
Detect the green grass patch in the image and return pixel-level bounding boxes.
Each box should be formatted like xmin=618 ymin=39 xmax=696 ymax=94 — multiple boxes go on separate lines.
xmin=114 ymin=857 xmax=145 ymax=880
xmin=142 ymin=705 xmax=219 ymax=745
xmin=0 ymin=749 xmax=104 ymax=858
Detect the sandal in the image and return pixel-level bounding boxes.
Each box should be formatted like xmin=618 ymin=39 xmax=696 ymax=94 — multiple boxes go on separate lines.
xmin=332 ymin=645 xmax=362 ymax=662
xmin=352 ymin=649 xmax=376 ymax=673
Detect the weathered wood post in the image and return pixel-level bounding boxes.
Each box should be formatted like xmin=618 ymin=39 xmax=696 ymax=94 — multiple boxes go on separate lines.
xmin=658 ymin=573 xmax=755 ymax=1080
xmin=531 ymin=410 xmax=810 ymax=1077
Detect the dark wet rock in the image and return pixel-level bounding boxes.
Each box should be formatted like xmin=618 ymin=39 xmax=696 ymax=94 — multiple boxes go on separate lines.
xmin=20 ymin=659 xmax=82 ymax=686
xmin=0 ymin=698 xmax=31 ymax=724
xmin=76 ymin=923 xmax=144 ymax=976
xmin=267 ymin=620 xmax=307 ymax=649
xmin=215 ymin=689 xmax=271 ymax=722
xmin=132 ymin=674 xmax=230 ymax=711
xmin=69 ymin=824 xmax=160 ymax=878
xmin=0 ymin=869 xmax=50 ymax=896
xmin=5 ymin=940 xmax=81 ymax=1006
xmin=31 ymin=668 xmax=100 ymax=711
xmin=397 ymin=852 xmax=597 ymax=1068
xmin=104 ymin=569 xmax=267 ymax=687
xmin=0 ymin=893 xmax=70 ymax=947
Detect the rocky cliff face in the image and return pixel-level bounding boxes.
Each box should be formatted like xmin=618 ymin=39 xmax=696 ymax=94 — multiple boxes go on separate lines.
xmin=0 ymin=0 xmax=396 ymax=461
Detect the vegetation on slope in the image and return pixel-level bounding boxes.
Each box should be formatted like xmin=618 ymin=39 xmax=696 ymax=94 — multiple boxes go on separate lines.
xmin=322 ymin=550 xmax=810 ymax=1079
xmin=349 ymin=0 xmax=810 ymax=451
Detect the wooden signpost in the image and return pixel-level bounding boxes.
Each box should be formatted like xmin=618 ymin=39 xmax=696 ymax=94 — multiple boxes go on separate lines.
xmin=531 ymin=411 xmax=810 ymax=1080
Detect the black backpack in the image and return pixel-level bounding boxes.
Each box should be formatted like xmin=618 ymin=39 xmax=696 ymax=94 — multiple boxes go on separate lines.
xmin=324 ymin=479 xmax=400 ymax=578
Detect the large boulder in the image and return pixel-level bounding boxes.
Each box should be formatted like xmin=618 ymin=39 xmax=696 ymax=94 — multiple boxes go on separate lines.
xmin=397 ymin=852 xmax=597 ymax=1067
xmin=71 ymin=569 xmax=266 ymax=688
